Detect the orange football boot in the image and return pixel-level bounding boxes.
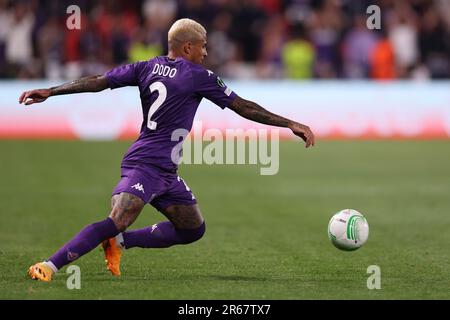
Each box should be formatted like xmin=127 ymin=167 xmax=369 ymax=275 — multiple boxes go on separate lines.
xmin=102 ymin=238 xmax=122 ymax=276
xmin=28 ymin=262 xmax=54 ymax=282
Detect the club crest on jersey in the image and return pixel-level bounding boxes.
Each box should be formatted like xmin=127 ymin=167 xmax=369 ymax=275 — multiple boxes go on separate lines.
xmin=67 ymin=251 xmax=79 ymax=261
xmin=131 ymin=183 xmax=145 ymax=194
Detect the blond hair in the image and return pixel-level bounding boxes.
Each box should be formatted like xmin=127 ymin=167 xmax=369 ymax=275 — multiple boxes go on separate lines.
xmin=168 ymin=18 xmax=207 ymax=50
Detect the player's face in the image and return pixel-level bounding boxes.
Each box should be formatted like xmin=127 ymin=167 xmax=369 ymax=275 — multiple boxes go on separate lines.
xmin=190 ymin=38 xmax=207 ymax=65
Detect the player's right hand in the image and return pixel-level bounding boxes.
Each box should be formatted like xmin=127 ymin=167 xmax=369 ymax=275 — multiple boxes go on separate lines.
xmin=19 ymin=89 xmax=51 ymax=105
xmin=288 ymin=122 xmax=315 ymax=148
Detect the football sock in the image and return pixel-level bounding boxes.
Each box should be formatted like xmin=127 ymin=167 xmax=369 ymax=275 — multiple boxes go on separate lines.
xmin=121 ymin=221 xmax=205 ymax=249
xmin=43 ymin=260 xmax=58 ymax=273
xmin=48 ymin=217 xmax=119 ymax=270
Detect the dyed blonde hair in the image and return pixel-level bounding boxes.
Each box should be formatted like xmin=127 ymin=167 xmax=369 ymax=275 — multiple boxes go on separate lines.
xmin=168 ymin=18 xmax=207 ymax=50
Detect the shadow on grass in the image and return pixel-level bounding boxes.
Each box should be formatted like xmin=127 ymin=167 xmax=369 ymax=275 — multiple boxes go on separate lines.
xmin=81 ymin=273 xmax=270 ymax=282
xmin=203 ymin=275 xmax=269 ymax=282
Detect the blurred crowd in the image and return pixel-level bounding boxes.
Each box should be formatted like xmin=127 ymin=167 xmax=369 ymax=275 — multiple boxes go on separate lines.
xmin=0 ymin=0 xmax=449 ymax=80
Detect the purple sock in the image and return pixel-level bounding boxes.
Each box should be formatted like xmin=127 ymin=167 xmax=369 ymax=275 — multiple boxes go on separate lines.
xmin=122 ymin=221 xmax=205 ymax=249
xmin=48 ymin=217 xmax=119 ymax=270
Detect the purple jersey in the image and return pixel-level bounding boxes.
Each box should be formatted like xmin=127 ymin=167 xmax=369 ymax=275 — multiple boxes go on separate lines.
xmin=105 ymin=56 xmax=237 ymax=172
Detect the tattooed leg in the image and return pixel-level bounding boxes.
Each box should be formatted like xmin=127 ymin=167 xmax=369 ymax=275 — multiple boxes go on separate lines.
xmin=120 ymin=204 xmax=206 ymax=249
xmin=108 ymin=192 xmax=145 ymax=232
xmin=159 ymin=204 xmax=204 ymax=229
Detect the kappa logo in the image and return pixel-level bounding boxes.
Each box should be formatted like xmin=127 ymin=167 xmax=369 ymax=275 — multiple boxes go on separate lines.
xmin=131 ymin=183 xmax=145 ymax=194
xmin=217 ymin=76 xmax=226 ymax=88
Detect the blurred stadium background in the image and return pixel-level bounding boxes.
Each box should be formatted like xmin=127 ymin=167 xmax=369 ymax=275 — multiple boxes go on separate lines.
xmin=1 ymin=0 xmax=450 ymax=139
xmin=1 ymin=0 xmax=449 ymax=80
xmin=1 ymin=0 xmax=450 ymax=299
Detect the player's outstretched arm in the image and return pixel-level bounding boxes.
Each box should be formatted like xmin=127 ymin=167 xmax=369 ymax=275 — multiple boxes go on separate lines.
xmin=228 ymin=96 xmax=315 ymax=148
xmin=19 ymin=75 xmax=109 ymax=106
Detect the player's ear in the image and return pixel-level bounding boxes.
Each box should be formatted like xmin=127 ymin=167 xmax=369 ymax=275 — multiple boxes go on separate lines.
xmin=183 ymin=42 xmax=192 ymax=56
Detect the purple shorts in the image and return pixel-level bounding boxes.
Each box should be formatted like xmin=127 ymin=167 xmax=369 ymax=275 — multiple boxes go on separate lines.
xmin=112 ymin=163 xmax=197 ymax=212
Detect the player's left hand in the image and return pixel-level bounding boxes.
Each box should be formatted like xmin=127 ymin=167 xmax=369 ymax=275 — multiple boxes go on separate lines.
xmin=288 ymin=122 xmax=315 ymax=148
xmin=19 ymin=89 xmax=51 ymax=105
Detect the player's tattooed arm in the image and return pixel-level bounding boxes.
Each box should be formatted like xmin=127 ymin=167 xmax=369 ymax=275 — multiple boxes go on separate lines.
xmin=229 ymin=96 xmax=315 ymax=148
xmin=49 ymin=75 xmax=109 ymax=96
xmin=19 ymin=75 xmax=109 ymax=106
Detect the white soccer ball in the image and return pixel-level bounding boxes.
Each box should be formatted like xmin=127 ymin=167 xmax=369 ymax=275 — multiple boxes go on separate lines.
xmin=327 ymin=209 xmax=369 ymax=251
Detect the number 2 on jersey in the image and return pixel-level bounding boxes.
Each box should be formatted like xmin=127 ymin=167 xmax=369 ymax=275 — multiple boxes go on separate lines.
xmin=147 ymin=82 xmax=167 ymax=130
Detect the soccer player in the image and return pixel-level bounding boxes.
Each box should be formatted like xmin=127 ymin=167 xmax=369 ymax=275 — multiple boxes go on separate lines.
xmin=19 ymin=18 xmax=315 ymax=282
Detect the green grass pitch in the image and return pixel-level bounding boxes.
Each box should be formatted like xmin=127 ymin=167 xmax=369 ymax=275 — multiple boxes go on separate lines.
xmin=0 ymin=140 xmax=449 ymax=299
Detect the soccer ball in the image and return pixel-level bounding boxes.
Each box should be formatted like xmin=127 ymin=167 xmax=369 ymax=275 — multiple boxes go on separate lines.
xmin=327 ymin=209 xmax=369 ymax=251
